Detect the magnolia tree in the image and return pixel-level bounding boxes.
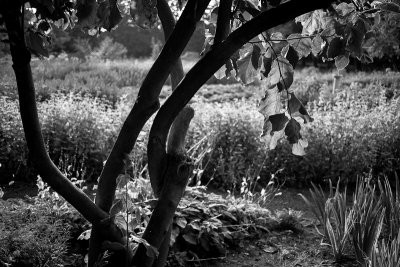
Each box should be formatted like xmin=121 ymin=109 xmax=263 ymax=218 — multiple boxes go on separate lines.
xmin=1 ymin=0 xmax=399 ymax=266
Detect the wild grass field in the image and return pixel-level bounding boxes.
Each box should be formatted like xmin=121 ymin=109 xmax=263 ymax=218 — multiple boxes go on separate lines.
xmin=1 ymin=56 xmax=400 ymax=266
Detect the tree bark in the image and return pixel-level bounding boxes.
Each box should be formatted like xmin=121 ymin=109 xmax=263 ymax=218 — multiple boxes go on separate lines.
xmin=89 ymin=0 xmax=210 ymax=265
xmin=3 ymin=5 xmax=132 ymax=263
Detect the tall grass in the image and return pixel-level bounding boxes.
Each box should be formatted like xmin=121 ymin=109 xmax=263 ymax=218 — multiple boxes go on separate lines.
xmin=301 ymin=177 xmax=400 ymax=266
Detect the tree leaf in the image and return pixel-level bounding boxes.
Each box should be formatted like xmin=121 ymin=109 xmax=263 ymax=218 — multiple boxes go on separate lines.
xmin=170 ymin=226 xmax=180 ymax=246
xmin=269 ymin=113 xmax=289 ymax=132
xmin=261 ymin=48 xmax=273 ymax=78
xmin=97 ymin=0 xmax=122 ymax=31
xmin=78 ymin=229 xmax=92 ymax=240
xmin=25 ymin=31 xmax=49 ymax=58
xmin=288 ymin=93 xmax=313 ymax=123
xmin=130 ymin=0 xmax=158 ymax=29
xmin=175 ymin=216 xmax=187 ymax=228
xmin=237 ymin=49 xmax=259 ymax=84
xmin=345 ymin=19 xmax=366 ymax=57
xmin=270 ymin=32 xmax=284 ymax=43
xmin=258 ymin=87 xmax=281 ymax=136
xmin=320 ymin=27 xmax=335 ymax=42
xmin=258 ymin=87 xmax=287 ymax=150
xmin=296 ymin=10 xmax=330 ymax=35
xmin=251 ymin=44 xmax=262 ymax=70
xmin=282 ymin=45 xmax=299 ymax=69
xmin=311 ymin=34 xmax=324 ymax=55
xmin=114 ymin=213 xmax=127 ymax=231
xmin=110 ymin=199 xmax=124 ymax=217
xmin=336 ymin=2 xmax=355 ymax=17
xmin=292 ymin=139 xmax=308 ymax=156
xmin=287 ymin=33 xmax=312 ymax=58
xmin=183 ymin=233 xmax=198 ymax=245
xmin=285 ymin=118 xmax=301 ymax=144
xmin=76 ymin=0 xmax=98 ymax=28
xmin=335 ymin=54 xmax=350 ymax=70
xmin=214 ymin=64 xmax=227 ymax=80
xmin=116 ymin=174 xmax=130 ymax=189
xmin=268 ymin=56 xmax=294 ymax=90
xmin=327 ymin=37 xmax=345 ymax=59
xmin=144 ymin=243 xmax=159 ymax=258
xmin=210 ymin=7 xmax=219 ymax=24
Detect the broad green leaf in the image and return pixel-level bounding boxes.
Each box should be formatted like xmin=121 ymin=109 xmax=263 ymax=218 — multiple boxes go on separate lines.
xmin=270 ymin=32 xmax=284 ymax=43
xmin=327 ymin=37 xmax=345 ymax=59
xmin=130 ymin=0 xmax=158 ymax=29
xmin=116 ymin=173 xmax=130 ymax=189
xmin=284 ymin=118 xmax=301 ymax=144
xmin=346 ymin=19 xmax=367 ymax=57
xmin=110 ymin=199 xmax=124 ymax=217
xmin=311 ymin=34 xmax=324 ymax=55
xmin=320 ymin=27 xmax=335 ymax=41
xmin=258 ymin=87 xmax=286 ymax=149
xmin=0 ymin=188 xmax=3 ymax=199
xmin=258 ymin=87 xmax=281 ymax=133
xmin=237 ymin=48 xmax=259 ymax=84
xmin=335 ymin=3 xmax=355 ymax=17
xmin=25 ymin=31 xmax=49 ymax=57
xmin=288 ymin=93 xmax=313 ymax=123
xmin=77 ymin=229 xmax=91 ymax=240
xmin=335 ymin=54 xmax=350 ymax=70
xmin=269 ymin=113 xmax=289 ymax=132
xmin=114 ymin=213 xmax=127 ymax=231
xmin=210 ymin=7 xmax=219 ymax=24
xmin=251 ymin=44 xmax=262 ymax=70
xmin=170 ymin=226 xmax=180 ymax=246
xmin=175 ymin=216 xmax=187 ymax=228
xmin=97 ymin=0 xmax=122 ymax=31
xmin=144 ymin=243 xmax=159 ymax=258
xmin=296 ymin=10 xmax=329 ymax=35
xmin=214 ymin=64 xmax=227 ymax=80
xmin=292 ymin=139 xmax=308 ymax=156
xmin=282 ymin=45 xmax=299 ymax=69
xmin=76 ymin=0 xmax=98 ymax=28
xmin=268 ymin=56 xmax=294 ymax=90
xmin=269 ymin=127 xmax=286 ymax=150
xmin=261 ymin=48 xmax=273 ymax=78
xmin=183 ymin=233 xmax=198 ymax=245
xmin=287 ymin=33 xmax=312 ymax=58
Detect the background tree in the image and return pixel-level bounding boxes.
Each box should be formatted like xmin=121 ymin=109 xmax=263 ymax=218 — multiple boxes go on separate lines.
xmin=1 ymin=0 xmax=398 ymax=266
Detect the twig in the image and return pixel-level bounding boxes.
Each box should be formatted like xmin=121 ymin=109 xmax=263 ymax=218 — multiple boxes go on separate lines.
xmin=187 ymin=256 xmax=226 ymax=262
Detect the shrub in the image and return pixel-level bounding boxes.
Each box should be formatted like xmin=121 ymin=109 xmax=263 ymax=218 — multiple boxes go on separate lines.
xmin=0 ymin=94 xmax=133 ymax=182
xmin=0 ymin=198 xmax=82 ymax=266
xmin=188 ymin=101 xmax=265 ymax=188
xmin=90 ymin=37 xmax=128 ymax=60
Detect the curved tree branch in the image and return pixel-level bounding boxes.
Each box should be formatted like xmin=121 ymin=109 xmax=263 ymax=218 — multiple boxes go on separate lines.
xmin=213 ymin=0 xmax=233 ymax=45
xmin=3 ymin=7 xmax=132 ymax=263
xmin=90 ymin=0 xmax=210 ymax=265
xmin=149 ymin=0 xmax=335 ymax=149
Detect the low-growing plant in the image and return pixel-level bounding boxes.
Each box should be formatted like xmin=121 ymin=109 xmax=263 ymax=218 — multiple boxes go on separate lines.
xmin=299 ymin=181 xmax=334 ymax=237
xmin=378 ymin=175 xmax=400 ymax=241
xmin=324 ymin=188 xmax=354 ymax=261
xmin=372 ymin=231 xmax=400 ymax=267
xmin=273 ymin=208 xmax=303 ymax=233
xmin=351 ymin=178 xmax=385 ymax=266
xmin=0 ymin=178 xmax=87 ymax=266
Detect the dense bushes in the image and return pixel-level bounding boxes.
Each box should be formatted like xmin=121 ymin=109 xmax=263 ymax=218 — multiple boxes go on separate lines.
xmin=1 ymin=58 xmax=399 ymax=188
xmin=0 ymin=198 xmax=85 ymax=266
